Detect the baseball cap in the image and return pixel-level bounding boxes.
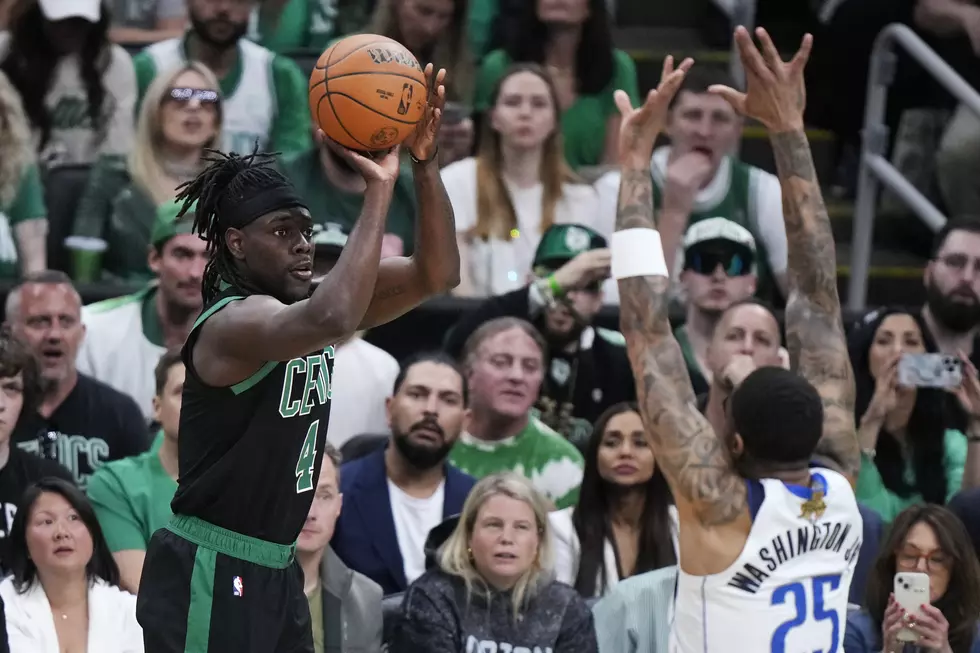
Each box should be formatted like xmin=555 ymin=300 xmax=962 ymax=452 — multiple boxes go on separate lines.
xmin=151 ymin=200 xmax=197 ymax=249
xmin=312 ymin=222 xmax=349 ymax=258
xmin=38 ymin=0 xmax=102 ymax=22
xmin=532 ymin=223 xmax=607 ymax=273
xmin=681 ymin=217 xmax=756 ymax=276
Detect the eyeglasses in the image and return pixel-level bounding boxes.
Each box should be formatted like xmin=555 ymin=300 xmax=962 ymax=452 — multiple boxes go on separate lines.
xmin=684 ymin=246 xmax=753 ymax=277
xmin=167 ymin=87 xmax=220 ymax=104
xmin=896 ymin=549 xmax=949 ymax=572
xmin=935 ymin=253 xmax=980 ymax=276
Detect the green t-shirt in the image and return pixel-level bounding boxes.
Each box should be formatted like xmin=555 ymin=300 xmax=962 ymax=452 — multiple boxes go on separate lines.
xmin=86 ymin=437 xmax=178 ymax=552
xmin=308 ymin=583 xmax=324 ymax=653
xmin=279 ymin=148 xmax=418 ymax=253
xmin=0 ymin=163 xmax=45 ymax=279
xmin=449 ymin=417 xmax=585 ymax=509
xmin=473 ymin=49 xmax=639 ymax=169
xmin=249 ymin=0 xmax=370 ymax=53
xmin=133 ymin=35 xmax=312 ymax=156
xmin=856 ymin=428 xmax=968 ymax=524
xmin=71 ymin=154 xmax=158 ymax=282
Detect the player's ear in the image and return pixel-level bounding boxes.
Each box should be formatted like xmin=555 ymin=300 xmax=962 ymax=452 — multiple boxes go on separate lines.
xmin=225 ymin=227 xmax=246 ymax=260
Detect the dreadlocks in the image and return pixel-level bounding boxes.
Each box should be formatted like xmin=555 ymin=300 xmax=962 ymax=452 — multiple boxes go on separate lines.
xmin=174 ymin=146 xmax=307 ymax=303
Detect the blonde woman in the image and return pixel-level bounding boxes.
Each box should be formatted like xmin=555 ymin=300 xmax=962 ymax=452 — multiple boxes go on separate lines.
xmin=69 ymin=62 xmax=221 ymax=281
xmin=444 ymin=63 xmax=601 ymax=297
xmin=0 ymin=69 xmax=46 ymax=278
xmin=393 ymin=473 xmax=598 ymax=653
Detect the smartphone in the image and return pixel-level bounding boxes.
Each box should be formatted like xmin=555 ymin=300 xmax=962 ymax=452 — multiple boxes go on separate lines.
xmin=441 ymin=102 xmax=470 ymax=126
xmin=897 ymin=353 xmax=963 ymax=389
xmin=894 ymin=572 xmax=930 ymax=642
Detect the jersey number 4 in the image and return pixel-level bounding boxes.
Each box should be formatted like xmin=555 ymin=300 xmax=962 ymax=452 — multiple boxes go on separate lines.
xmin=771 ymin=573 xmax=842 ymax=653
xmin=295 ymin=419 xmax=319 ymax=494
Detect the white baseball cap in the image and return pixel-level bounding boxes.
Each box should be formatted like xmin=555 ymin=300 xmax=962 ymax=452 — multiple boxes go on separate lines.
xmin=38 ymin=0 xmax=102 ymax=23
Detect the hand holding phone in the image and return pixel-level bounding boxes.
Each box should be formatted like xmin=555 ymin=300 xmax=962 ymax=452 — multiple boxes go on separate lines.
xmin=893 ymin=572 xmax=930 ymax=642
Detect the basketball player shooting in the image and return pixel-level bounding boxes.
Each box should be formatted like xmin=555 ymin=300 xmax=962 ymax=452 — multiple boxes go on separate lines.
xmin=135 ymin=66 xmax=459 ymax=653
xmin=610 ymin=29 xmax=862 ymax=653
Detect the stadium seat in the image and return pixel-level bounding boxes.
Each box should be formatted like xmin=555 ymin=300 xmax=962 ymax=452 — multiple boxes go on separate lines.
xmin=42 ymin=164 xmax=92 ymax=274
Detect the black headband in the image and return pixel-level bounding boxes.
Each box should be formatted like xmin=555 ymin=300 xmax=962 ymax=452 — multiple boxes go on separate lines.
xmin=217 ymin=181 xmax=308 ymax=229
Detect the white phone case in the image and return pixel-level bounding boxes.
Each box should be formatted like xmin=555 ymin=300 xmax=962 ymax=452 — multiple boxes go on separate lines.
xmin=894 ymin=572 xmax=930 ymax=643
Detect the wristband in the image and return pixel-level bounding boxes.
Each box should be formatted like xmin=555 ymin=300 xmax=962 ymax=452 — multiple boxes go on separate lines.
xmin=547 ymin=274 xmax=563 ymax=297
xmin=611 ymin=228 xmax=668 ymax=280
xmin=410 ymin=146 xmax=439 ymax=165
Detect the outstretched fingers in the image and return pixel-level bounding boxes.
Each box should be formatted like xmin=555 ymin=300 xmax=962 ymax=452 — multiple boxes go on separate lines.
xmin=790 ymin=33 xmax=814 ymax=74
xmin=755 ymin=27 xmax=784 ymax=73
xmin=613 ymin=88 xmax=637 ymax=117
xmin=707 ymin=84 xmax=746 ymax=114
xmin=733 ymin=25 xmax=774 ymax=81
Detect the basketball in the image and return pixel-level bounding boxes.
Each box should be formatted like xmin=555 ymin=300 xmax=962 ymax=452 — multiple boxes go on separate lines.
xmin=308 ymin=34 xmax=428 ymax=152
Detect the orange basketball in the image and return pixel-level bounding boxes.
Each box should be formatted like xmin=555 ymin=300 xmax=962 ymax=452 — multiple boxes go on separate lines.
xmin=308 ymin=34 xmax=428 ymax=152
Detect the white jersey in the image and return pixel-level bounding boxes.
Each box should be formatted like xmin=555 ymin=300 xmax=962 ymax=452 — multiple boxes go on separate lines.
xmin=670 ymin=469 xmax=863 ymax=653
xmin=143 ymin=37 xmax=276 ymax=154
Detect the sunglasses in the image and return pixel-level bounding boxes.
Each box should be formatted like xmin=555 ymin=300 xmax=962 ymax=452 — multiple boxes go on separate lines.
xmin=167 ymin=87 xmax=219 ymax=104
xmin=684 ymin=247 xmax=753 ymax=277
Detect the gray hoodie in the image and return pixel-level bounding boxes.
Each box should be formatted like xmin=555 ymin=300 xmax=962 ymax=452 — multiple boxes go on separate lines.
xmin=392 ymin=568 xmax=598 ymax=653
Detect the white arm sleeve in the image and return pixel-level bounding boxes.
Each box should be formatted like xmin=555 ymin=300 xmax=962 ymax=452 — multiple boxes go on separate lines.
xmin=752 ymin=170 xmax=789 ymax=276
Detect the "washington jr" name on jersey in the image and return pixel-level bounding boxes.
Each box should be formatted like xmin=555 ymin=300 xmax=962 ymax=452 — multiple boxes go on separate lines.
xmin=727 ymin=519 xmax=862 ymax=594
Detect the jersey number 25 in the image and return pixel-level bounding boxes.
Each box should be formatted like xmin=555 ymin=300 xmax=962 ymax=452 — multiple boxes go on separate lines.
xmin=771 ymin=573 xmax=842 ymax=653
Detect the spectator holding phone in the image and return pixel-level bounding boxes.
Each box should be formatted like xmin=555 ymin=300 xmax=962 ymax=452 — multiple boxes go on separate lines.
xmin=845 ymin=504 xmax=980 ymax=653
xmin=848 ymin=308 xmax=976 ymax=523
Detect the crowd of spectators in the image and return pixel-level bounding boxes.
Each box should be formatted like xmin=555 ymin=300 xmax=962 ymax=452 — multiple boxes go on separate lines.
xmin=0 ymin=0 xmax=975 ymax=651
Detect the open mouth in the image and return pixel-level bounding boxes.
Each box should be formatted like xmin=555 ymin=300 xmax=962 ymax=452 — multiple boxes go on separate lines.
xmin=494 ymin=552 xmax=517 ymax=561
xmin=291 ymin=262 xmax=313 ymax=280
xmin=41 ymin=348 xmax=65 ymax=365
xmin=53 ymin=546 xmax=74 ymax=555
xmin=692 ymin=146 xmax=713 ymax=157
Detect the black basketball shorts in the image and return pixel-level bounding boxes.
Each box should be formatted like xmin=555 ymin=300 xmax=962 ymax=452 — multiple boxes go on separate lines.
xmin=137 ymin=515 xmax=313 ymax=653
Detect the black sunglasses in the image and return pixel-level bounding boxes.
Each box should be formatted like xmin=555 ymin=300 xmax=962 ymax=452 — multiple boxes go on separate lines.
xmin=168 ymin=87 xmax=219 ymax=104
xmin=684 ymin=247 xmax=753 ymax=277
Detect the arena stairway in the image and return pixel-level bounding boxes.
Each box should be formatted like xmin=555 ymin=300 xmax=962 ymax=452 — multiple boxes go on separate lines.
xmin=613 ymin=0 xmax=931 ymax=309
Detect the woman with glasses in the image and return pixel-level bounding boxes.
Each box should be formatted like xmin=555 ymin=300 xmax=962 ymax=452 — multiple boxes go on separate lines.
xmin=68 ymin=62 xmax=222 ymax=282
xmin=844 ymin=504 xmax=980 ymax=653
xmin=444 ymin=63 xmax=601 ymax=298
xmin=847 ymin=308 xmax=980 ymax=524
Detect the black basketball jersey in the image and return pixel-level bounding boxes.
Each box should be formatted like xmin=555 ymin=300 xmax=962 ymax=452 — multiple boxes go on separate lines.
xmin=172 ymin=285 xmax=334 ymax=545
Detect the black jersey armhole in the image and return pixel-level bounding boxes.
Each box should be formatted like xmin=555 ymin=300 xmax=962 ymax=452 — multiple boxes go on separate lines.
xmin=182 ymin=295 xmax=246 ymax=392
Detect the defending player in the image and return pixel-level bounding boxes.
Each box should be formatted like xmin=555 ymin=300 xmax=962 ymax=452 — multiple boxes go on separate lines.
xmin=610 ymin=30 xmax=862 ymax=653
xmin=135 ymin=66 xmax=459 ymax=653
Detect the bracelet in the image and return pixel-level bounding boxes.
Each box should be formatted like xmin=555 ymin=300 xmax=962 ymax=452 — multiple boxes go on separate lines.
xmin=547 ymin=274 xmax=563 ymax=297
xmin=409 ymin=145 xmax=439 ymax=165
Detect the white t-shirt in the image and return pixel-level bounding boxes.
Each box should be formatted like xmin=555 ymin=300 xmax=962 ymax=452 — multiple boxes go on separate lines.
xmin=443 ymin=157 xmax=603 ymax=297
xmin=388 ymin=479 xmax=446 ymax=585
xmin=327 ymin=336 xmax=399 ymax=448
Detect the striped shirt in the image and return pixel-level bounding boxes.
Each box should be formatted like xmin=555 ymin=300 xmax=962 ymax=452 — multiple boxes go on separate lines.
xmin=592 ymin=565 xmax=678 ymax=653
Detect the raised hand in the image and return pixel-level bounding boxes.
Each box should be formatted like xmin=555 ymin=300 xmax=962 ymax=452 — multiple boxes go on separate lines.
xmin=614 ymin=55 xmax=694 ymax=167
xmin=316 ymin=130 xmax=400 ymax=186
xmin=708 ymin=26 xmax=812 ymax=132
xmin=951 ymin=352 xmax=980 ymax=422
xmin=404 ymin=64 xmax=447 ymax=163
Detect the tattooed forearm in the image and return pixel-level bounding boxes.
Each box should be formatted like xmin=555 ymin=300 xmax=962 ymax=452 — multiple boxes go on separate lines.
xmin=616 ymin=163 xmax=745 ymax=525
xmin=770 ymin=129 xmax=860 ymax=481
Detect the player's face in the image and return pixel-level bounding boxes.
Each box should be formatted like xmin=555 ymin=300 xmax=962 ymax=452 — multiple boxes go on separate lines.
xmin=297 ymin=457 xmax=342 ymax=554
xmin=395 ymin=0 xmax=454 ymax=53
xmin=667 ymin=91 xmax=742 ymax=173
xmin=153 ymin=363 xmax=185 ymax=442
xmin=925 ymin=229 xmax=980 ymax=333
xmin=490 ymin=71 xmax=557 ymax=151
xmin=467 ymin=328 xmax=544 ymax=419
xmin=596 ymin=410 xmax=655 ymax=487
xmin=537 ymin=0 xmax=590 ymax=24
xmin=188 ymin=0 xmax=253 ymax=48
xmin=681 ymin=243 xmax=756 ymax=314
xmin=895 ymin=521 xmax=951 ymax=602
xmin=10 ymin=283 xmax=84 ymax=389
xmin=149 ymin=234 xmax=207 ymax=312
xmin=387 ymin=362 xmax=466 ymax=470
xmin=868 ymin=313 xmax=925 ymax=380
xmin=0 ymin=373 xmax=24 ymax=448
xmin=707 ymin=303 xmax=782 ymax=378
xmin=159 ymin=69 xmax=220 ymax=152
xmin=468 ymin=494 xmax=540 ymax=590
xmin=25 ymin=492 xmax=94 ymax=576
xmin=236 ymin=209 xmax=315 ymax=304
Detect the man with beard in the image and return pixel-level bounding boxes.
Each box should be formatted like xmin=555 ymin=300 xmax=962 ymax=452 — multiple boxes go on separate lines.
xmin=76 ymin=201 xmax=207 ymax=419
xmin=444 ymin=224 xmax=634 ymax=450
xmin=280 ymin=128 xmax=419 ymax=258
xmin=132 ymin=0 xmax=310 ymax=156
xmin=330 ymin=351 xmax=475 ymax=596
xmin=922 ymin=217 xmax=980 ymax=359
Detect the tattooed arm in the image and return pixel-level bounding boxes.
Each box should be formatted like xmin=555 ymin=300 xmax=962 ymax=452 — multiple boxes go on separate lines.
xmin=710 ymin=27 xmax=860 ymax=483
xmin=612 ymin=60 xmax=748 ymax=528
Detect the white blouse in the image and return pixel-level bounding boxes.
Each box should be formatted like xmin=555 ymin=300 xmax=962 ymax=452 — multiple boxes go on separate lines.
xmin=549 ymin=505 xmax=679 ymax=597
xmin=0 ymin=576 xmax=143 ymax=653
xmin=442 ymin=157 xmax=603 ymax=297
